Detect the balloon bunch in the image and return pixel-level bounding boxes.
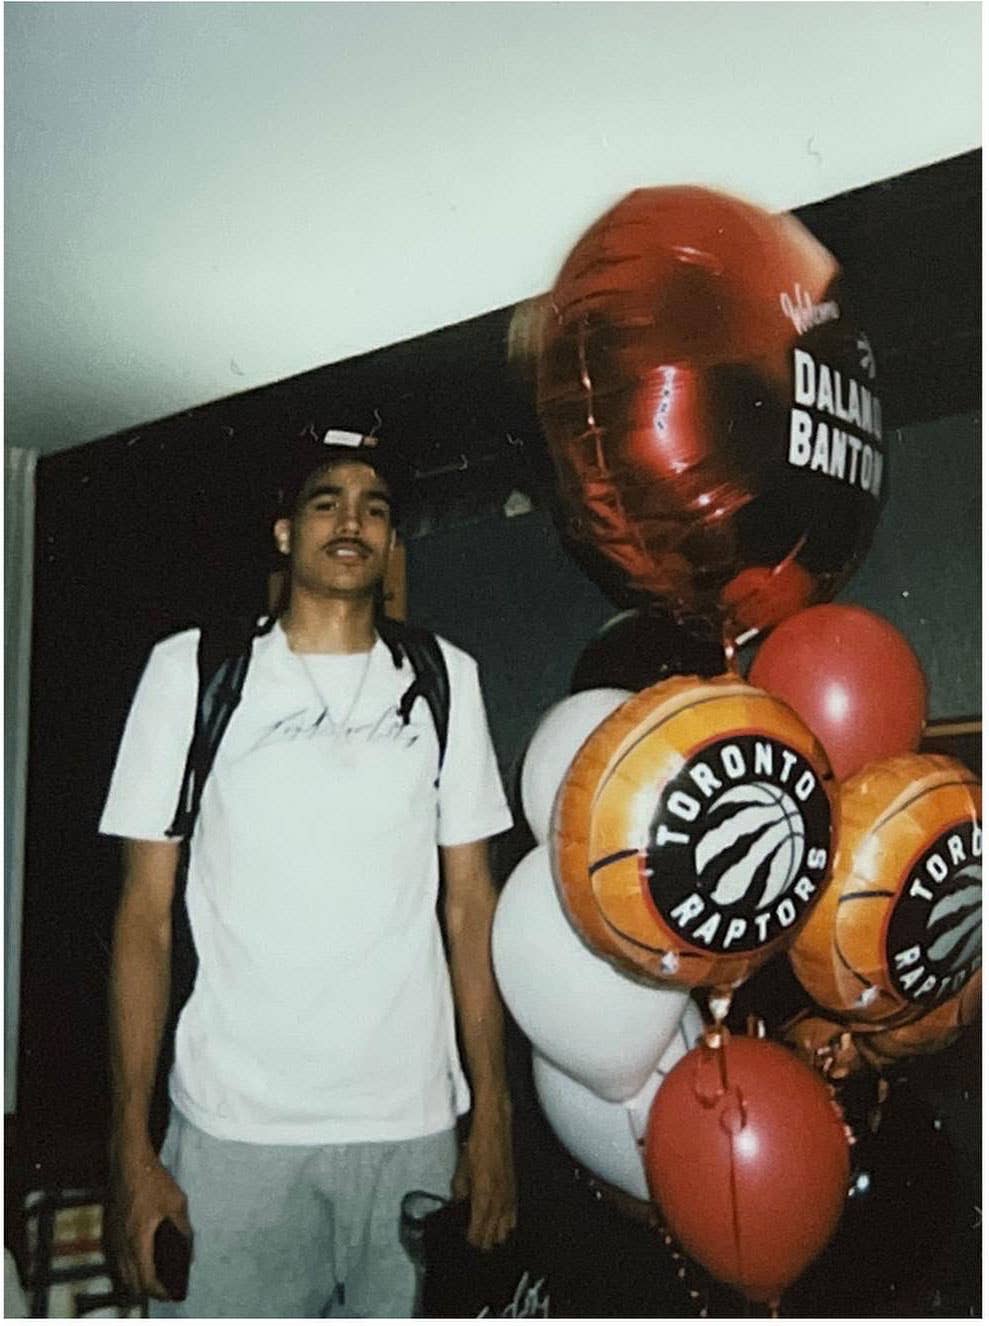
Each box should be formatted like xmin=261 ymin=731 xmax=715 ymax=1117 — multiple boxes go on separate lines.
xmin=500 ymin=609 xmax=977 ymax=1309
xmin=496 ymin=633 xmax=854 ymax=1306
xmin=510 ymin=182 xmax=978 ymax=1310
xmin=545 ymin=666 xmax=860 ymax=1305
xmin=749 ymin=603 xmax=981 ymax=1069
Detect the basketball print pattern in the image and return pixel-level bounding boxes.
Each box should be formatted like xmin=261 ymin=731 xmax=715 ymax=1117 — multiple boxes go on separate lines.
xmin=551 ymin=673 xmax=834 ymax=990
xmin=695 ymin=782 xmax=806 ymax=909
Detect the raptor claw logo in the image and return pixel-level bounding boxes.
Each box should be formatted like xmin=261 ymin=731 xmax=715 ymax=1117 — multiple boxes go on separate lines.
xmin=645 ymin=735 xmax=831 ymax=953
xmin=697 ymin=782 xmax=805 ymax=909
xmin=887 ymin=822 xmax=982 ymax=1007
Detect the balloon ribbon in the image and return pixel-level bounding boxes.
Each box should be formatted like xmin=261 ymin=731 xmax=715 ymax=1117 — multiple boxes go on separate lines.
xmin=696 ymin=1026 xmax=751 ymax=1303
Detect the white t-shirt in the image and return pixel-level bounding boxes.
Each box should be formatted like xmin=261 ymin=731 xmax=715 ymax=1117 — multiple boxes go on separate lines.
xmin=99 ymin=621 xmax=512 ymax=1145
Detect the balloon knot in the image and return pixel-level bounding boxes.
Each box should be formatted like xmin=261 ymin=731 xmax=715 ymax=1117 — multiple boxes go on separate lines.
xmin=701 ymin=1025 xmax=727 ymax=1052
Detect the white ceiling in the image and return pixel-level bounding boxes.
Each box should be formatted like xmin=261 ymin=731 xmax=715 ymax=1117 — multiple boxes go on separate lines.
xmin=5 ymin=2 xmax=980 ymax=457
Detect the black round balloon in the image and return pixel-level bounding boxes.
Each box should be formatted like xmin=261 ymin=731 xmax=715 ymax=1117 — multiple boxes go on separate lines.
xmin=571 ymin=608 xmax=726 ymax=694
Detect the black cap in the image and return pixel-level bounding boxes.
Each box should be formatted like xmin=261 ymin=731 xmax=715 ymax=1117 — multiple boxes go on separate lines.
xmin=277 ymin=428 xmax=412 ymax=524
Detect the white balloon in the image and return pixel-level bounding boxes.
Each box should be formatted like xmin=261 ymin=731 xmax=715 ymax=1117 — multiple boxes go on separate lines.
xmin=532 ymin=1053 xmax=650 ymax=1199
xmin=532 ymin=1002 xmax=704 ymax=1200
xmin=520 ymin=688 xmax=631 ymax=843
xmin=623 ymin=999 xmax=705 ymax=1138
xmin=492 ymin=845 xmax=689 ymax=1101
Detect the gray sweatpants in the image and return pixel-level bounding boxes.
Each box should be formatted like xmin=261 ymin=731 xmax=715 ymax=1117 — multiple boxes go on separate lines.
xmin=150 ymin=1109 xmax=457 ymax=1319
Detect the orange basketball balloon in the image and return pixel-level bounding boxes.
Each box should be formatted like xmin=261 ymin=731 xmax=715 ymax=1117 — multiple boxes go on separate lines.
xmin=551 ymin=674 xmax=834 ymax=989
xmin=858 ymin=967 xmax=981 ymax=1065
xmin=789 ymin=754 xmax=981 ymax=1029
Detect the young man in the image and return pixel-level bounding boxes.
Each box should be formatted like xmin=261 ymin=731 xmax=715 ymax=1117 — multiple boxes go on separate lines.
xmin=101 ymin=432 xmax=516 ymax=1317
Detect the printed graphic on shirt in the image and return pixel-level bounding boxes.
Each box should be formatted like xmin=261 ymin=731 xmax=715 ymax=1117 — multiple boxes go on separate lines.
xmin=247 ymin=702 xmax=424 ymax=758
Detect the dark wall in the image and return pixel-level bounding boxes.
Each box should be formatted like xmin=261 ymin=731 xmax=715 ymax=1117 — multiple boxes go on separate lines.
xmin=834 ymin=410 xmax=980 ymax=717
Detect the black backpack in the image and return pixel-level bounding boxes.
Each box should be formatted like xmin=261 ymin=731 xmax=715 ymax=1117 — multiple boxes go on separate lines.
xmin=165 ymin=613 xmax=451 ymax=840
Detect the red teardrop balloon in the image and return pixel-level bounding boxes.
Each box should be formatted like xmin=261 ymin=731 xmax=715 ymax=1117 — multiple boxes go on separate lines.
xmin=537 ymin=186 xmax=886 ymax=639
xmin=645 ymin=1033 xmax=849 ymax=1304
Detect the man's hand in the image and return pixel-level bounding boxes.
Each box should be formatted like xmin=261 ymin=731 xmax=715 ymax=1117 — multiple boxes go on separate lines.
xmin=107 ymin=839 xmax=183 ymax=1298
xmin=451 ymin=1094 xmax=517 ymax=1250
xmin=107 ymin=1145 xmax=191 ymax=1301
xmin=441 ymin=838 xmax=518 ymax=1251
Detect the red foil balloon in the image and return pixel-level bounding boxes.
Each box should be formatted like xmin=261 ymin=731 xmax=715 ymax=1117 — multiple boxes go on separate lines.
xmin=537 ymin=186 xmax=886 ymax=638
xmin=645 ymin=1033 xmax=849 ymax=1304
xmin=749 ymin=603 xmax=927 ymax=780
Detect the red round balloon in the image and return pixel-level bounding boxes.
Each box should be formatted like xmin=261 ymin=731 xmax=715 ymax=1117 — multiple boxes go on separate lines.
xmin=645 ymin=1033 xmax=849 ymax=1304
xmin=748 ymin=603 xmax=927 ymax=780
xmin=536 ymin=186 xmax=886 ymax=638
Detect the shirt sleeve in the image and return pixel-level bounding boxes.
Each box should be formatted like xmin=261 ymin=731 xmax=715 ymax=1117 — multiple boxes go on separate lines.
xmin=436 ymin=642 xmax=513 ymax=848
xmin=98 ymin=630 xmax=200 ymax=841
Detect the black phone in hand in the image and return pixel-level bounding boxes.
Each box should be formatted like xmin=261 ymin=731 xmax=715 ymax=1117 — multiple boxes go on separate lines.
xmin=153 ymin=1219 xmax=191 ymax=1301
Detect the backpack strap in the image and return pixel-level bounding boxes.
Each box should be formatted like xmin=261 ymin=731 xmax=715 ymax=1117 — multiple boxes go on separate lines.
xmin=376 ymin=618 xmax=450 ymax=781
xmin=157 ymin=613 xmax=271 ymax=1122
xmin=166 ymin=614 xmax=273 ymax=839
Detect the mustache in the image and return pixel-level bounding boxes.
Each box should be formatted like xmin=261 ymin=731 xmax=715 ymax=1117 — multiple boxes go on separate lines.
xmin=323 ymin=537 xmax=373 ymax=555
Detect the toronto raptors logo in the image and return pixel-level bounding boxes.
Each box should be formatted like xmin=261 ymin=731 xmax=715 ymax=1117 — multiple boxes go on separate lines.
xmin=644 ymin=735 xmax=832 ymax=953
xmin=886 ymin=820 xmax=982 ymax=1007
